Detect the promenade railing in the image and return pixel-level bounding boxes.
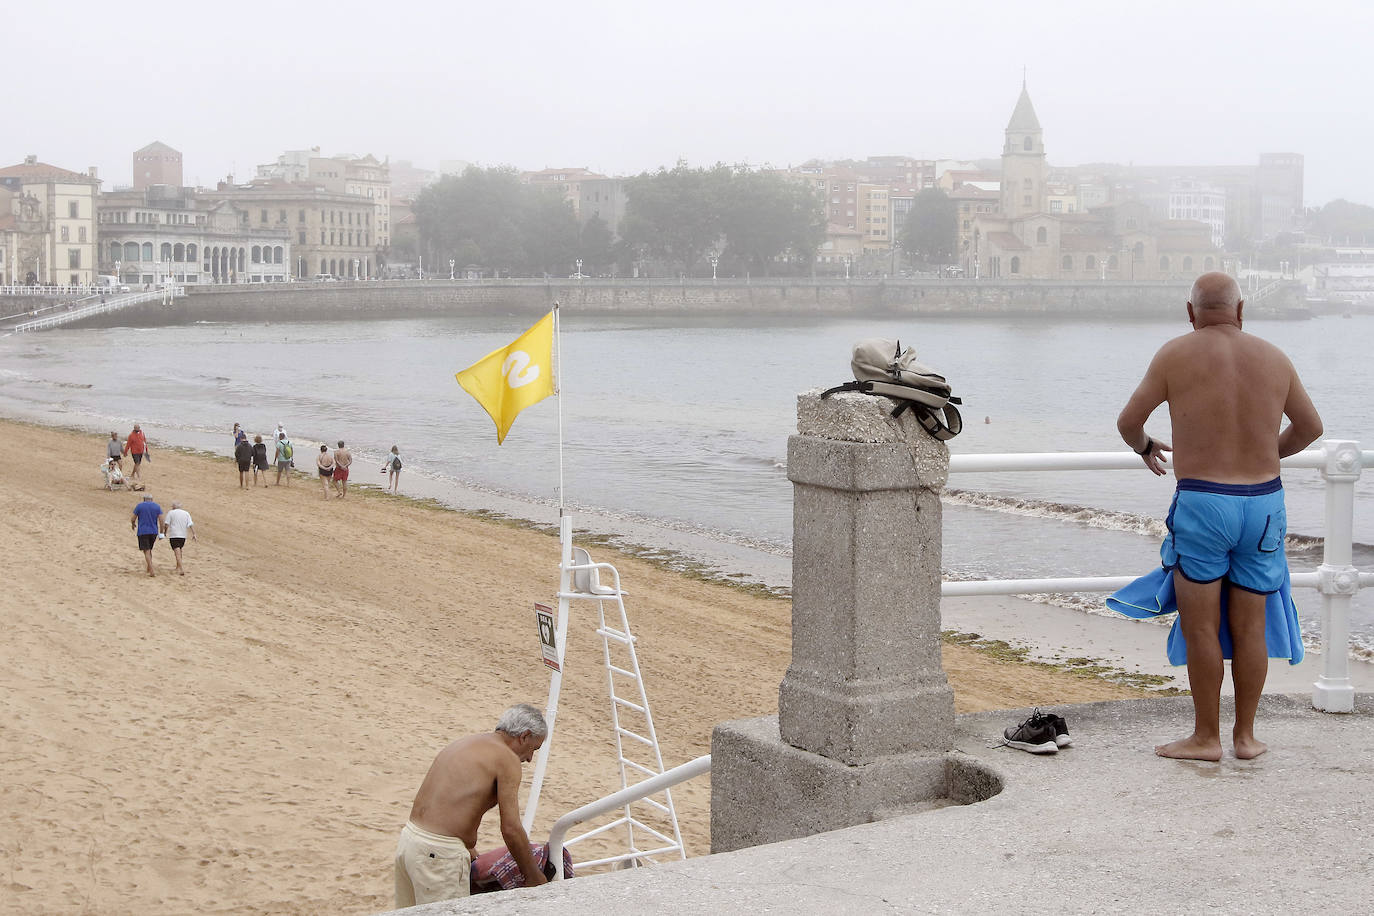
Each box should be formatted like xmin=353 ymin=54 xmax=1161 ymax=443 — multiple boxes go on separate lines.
xmin=8 ymin=286 xmax=183 ymax=332
xmin=944 ymin=440 xmax=1372 ymax=713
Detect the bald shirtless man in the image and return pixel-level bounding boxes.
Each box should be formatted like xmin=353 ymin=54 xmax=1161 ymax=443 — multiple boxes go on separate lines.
xmin=394 ymin=704 xmax=548 ymax=907
xmin=1118 ymin=272 xmax=1323 ymax=761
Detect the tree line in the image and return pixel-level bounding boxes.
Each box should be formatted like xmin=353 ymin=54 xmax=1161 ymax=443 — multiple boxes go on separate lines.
xmin=411 ymin=163 xmax=832 ymax=278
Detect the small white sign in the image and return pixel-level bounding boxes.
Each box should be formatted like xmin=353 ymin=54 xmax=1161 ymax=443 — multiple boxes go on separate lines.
xmin=535 ymin=603 xmax=559 ymax=671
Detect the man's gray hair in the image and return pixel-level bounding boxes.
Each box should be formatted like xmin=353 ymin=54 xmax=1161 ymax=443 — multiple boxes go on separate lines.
xmin=496 ymin=703 xmax=548 ymax=739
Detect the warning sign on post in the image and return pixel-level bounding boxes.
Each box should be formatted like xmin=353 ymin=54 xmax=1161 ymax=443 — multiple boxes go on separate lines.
xmin=535 ymin=603 xmax=559 ymax=671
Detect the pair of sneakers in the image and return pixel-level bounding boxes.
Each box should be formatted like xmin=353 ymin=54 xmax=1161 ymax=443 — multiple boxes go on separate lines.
xmin=1003 ymin=708 xmax=1073 ymax=754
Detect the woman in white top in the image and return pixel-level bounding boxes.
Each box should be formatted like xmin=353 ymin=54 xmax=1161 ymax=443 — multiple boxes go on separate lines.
xmin=384 ymin=445 xmax=402 ymax=494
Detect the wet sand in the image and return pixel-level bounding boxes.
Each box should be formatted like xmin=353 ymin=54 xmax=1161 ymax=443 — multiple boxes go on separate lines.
xmin=0 ymin=420 xmax=1148 ymax=914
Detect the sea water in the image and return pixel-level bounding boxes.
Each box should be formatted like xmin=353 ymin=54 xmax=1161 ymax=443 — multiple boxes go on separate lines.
xmin=2 ymin=311 xmax=1371 ymax=655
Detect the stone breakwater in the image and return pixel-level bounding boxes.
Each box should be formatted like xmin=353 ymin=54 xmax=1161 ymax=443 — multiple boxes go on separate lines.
xmin=60 ymin=278 xmax=1308 ymax=326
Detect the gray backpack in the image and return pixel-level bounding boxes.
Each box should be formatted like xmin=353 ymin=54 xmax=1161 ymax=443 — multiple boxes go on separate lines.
xmin=821 ymin=338 xmax=963 ymax=440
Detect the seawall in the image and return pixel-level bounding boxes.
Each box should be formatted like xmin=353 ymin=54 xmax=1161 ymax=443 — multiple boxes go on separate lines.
xmin=47 ymin=278 xmax=1309 ymax=327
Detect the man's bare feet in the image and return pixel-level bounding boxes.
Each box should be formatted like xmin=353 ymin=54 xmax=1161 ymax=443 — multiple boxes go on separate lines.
xmin=177 ymin=569 xmax=185 ymax=576
xmin=1233 ymin=733 xmax=1268 ymax=759
xmin=1154 ymin=735 xmax=1223 ymax=761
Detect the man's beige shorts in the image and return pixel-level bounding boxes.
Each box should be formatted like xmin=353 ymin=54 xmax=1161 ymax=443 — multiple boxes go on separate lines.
xmin=394 ymin=820 xmax=472 ymax=907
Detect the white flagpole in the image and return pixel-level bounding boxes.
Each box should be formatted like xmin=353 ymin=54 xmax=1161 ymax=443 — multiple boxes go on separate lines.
xmin=525 ymin=301 xmax=567 ymax=832
xmin=554 ymin=300 xmax=565 ymax=517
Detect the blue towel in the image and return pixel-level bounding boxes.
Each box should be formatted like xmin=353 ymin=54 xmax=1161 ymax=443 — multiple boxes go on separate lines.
xmin=1105 ymin=565 xmax=1304 ymax=667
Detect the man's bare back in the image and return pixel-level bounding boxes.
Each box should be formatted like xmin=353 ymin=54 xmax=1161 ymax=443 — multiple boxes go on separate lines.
xmin=1118 ymin=273 xmax=1322 ymax=483
xmin=409 ymin=732 xmax=514 ymax=851
xmin=399 ymin=705 xmax=548 ymax=896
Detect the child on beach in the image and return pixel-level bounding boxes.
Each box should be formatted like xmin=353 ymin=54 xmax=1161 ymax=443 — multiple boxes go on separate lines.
xmin=383 ymin=446 xmax=402 ymax=494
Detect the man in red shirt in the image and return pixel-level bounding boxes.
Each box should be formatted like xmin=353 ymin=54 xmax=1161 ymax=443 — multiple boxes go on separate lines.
xmin=123 ymin=424 xmax=150 ymax=480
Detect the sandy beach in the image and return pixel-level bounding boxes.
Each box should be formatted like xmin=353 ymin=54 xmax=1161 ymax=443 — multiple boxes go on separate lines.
xmin=0 ymin=419 xmax=1150 ymax=915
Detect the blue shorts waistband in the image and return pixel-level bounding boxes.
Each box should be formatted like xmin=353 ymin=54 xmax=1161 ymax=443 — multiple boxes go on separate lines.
xmin=1175 ymin=477 xmax=1282 ymax=496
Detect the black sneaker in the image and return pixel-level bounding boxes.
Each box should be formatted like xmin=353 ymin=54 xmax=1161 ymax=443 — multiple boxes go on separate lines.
xmin=1003 ymin=709 xmax=1059 ymax=754
xmin=1042 ymin=711 xmax=1073 ymax=748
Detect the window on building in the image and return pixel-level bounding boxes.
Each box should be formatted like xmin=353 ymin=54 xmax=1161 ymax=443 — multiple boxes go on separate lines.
xmin=110 ymin=242 xmax=121 ymax=262
xmin=299 ymin=209 xmax=306 ymax=223
xmin=279 ymin=209 xmax=287 ymax=223
xmin=1050 ymin=200 xmax=1062 ymax=214
xmin=1108 ymin=255 xmax=1118 ymax=269
xmin=68 ymin=249 xmax=81 ymax=268
xmin=1160 ymin=256 xmax=1170 ymax=271
xmin=69 ymin=201 xmax=79 ymax=218
xmin=1133 ymin=242 xmax=1144 ymax=260
xmin=160 ymin=243 xmax=171 ymax=261
xmin=274 ymin=247 xmax=283 ymax=264
xmin=299 ymin=231 xmax=306 ymax=245
xmin=142 ymin=242 xmax=153 ymax=261
xmin=261 ymin=209 xmax=268 ymax=223
xmin=1183 ymin=256 xmax=1193 ymax=271
xmin=60 ymin=226 xmax=69 ymax=241
xmin=1024 ymin=178 xmax=1032 ymax=189
xmin=1086 ymin=255 xmax=1097 ymax=270
xmin=1023 ymin=136 xmax=1032 ymax=151
xmin=1036 ymin=227 xmax=1048 ymax=244
xmin=252 ymin=246 xmax=262 ymax=264
xmin=187 ymin=244 xmax=197 ymax=262
xmin=1023 ymin=195 xmax=1032 ymax=206
xmin=1204 ymin=256 xmax=1214 ymax=270
xmin=1062 ymin=255 xmax=1073 ymax=270
xmin=1010 ymin=256 xmax=1020 ymax=274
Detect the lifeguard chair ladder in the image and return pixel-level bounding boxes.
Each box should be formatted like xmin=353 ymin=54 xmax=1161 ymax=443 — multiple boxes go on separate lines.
xmin=522 ymin=514 xmax=686 ymax=872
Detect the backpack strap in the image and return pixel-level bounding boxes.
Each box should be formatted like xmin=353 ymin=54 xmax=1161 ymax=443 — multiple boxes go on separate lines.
xmin=820 ymin=380 xmax=872 ymax=399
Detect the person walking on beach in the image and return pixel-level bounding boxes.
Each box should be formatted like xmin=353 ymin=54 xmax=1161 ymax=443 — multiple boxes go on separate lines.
xmin=234 ymin=435 xmax=253 ymax=489
xmin=395 ymin=704 xmax=549 ymax=907
xmin=332 ymin=440 xmax=352 ymax=498
xmin=251 ymin=435 xmax=270 ymax=487
xmin=160 ymin=500 xmax=196 ymax=576
xmin=273 ymin=432 xmax=293 ymax=486
xmin=232 ymin=422 xmax=246 ymax=449
xmin=1117 ymin=272 xmax=1323 ymax=761
xmin=107 ymin=431 xmax=124 ymax=471
xmin=384 ymin=445 xmax=402 ymax=494
xmin=316 ymin=444 xmax=335 ymax=499
xmin=130 ymin=494 xmax=164 ymax=577
xmin=123 ymin=424 xmax=149 ymax=480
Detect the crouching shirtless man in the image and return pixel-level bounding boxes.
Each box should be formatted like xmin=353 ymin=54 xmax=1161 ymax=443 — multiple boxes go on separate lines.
xmin=1117 ymin=272 xmax=1323 ymax=761
xmin=395 ymin=703 xmax=548 ymax=907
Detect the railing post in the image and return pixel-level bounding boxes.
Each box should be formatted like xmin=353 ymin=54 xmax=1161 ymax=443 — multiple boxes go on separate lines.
xmin=1313 ymin=439 xmax=1362 ymax=713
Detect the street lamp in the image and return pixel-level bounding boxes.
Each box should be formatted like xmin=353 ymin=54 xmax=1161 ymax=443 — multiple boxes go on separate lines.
xmin=709 ymin=255 xmax=719 ymax=282
xmin=844 ymin=254 xmax=852 ymax=281
xmin=298 ymin=256 xmax=303 ymax=280
xmin=449 ymin=258 xmax=455 ymax=280
xmin=352 ymin=258 xmax=359 ymax=281
xmin=575 ymin=258 xmax=583 ymax=279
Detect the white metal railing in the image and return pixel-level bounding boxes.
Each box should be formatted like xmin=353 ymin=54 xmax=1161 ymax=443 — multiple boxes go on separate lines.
xmin=0 ymin=284 xmax=98 ymax=297
xmin=548 ymin=755 xmax=711 ymax=880
xmin=9 ymin=286 xmax=183 ymax=332
xmin=944 ymin=440 xmax=1371 ymax=712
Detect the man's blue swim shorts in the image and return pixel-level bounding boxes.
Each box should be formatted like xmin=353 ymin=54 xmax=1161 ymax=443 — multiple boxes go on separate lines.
xmin=1161 ymin=477 xmax=1288 ymax=595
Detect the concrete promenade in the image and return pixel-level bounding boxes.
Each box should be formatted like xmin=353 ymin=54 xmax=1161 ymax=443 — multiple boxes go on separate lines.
xmin=394 ymin=692 xmax=1374 ymax=914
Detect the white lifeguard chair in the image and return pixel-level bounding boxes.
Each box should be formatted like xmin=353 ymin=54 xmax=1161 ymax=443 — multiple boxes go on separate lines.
xmin=523 ymin=515 xmax=687 ymax=873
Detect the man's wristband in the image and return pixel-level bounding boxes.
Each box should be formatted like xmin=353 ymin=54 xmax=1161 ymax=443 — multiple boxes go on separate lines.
xmin=1136 ymin=439 xmax=1154 ymax=457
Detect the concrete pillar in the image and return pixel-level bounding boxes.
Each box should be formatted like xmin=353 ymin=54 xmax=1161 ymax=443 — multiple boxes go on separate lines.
xmin=711 ymin=390 xmax=960 ymax=853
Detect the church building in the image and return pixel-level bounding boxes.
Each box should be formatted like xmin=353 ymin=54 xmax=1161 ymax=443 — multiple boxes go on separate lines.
xmin=969 ymin=85 xmax=1219 ymax=281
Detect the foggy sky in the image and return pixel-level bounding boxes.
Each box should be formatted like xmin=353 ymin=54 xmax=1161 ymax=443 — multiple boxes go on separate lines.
xmin=7 ymin=0 xmax=1371 ymax=208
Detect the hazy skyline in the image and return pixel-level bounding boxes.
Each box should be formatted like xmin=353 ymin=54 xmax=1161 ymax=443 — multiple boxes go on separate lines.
xmin=7 ymin=0 xmax=1372 ymax=209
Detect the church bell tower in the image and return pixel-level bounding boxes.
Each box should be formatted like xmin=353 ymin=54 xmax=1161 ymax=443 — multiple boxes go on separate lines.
xmin=1001 ymin=81 xmax=1048 ymax=220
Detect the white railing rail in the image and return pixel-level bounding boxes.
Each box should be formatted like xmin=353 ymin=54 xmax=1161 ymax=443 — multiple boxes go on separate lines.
xmin=9 ymin=286 xmax=183 ymax=333
xmin=944 ymin=440 xmax=1371 ymax=712
xmin=548 ymin=754 xmax=711 ymax=880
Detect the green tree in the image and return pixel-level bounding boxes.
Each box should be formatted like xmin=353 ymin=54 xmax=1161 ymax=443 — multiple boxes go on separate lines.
xmin=520 ymin=190 xmax=580 ymax=276
xmin=899 ymin=188 xmax=957 ymax=265
xmin=579 ymin=216 xmax=615 ymax=275
xmin=1308 ymin=199 xmax=1374 ymax=245
xmin=719 ymin=169 xmax=825 ymax=276
xmin=620 ymin=162 xmax=730 ymax=275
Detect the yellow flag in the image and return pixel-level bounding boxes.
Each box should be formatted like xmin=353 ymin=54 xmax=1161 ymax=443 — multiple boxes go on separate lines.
xmin=455 ymin=311 xmax=556 ymax=444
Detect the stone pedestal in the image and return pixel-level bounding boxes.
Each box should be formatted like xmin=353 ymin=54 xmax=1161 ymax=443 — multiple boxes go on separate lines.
xmin=712 ymin=390 xmax=957 ymax=853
